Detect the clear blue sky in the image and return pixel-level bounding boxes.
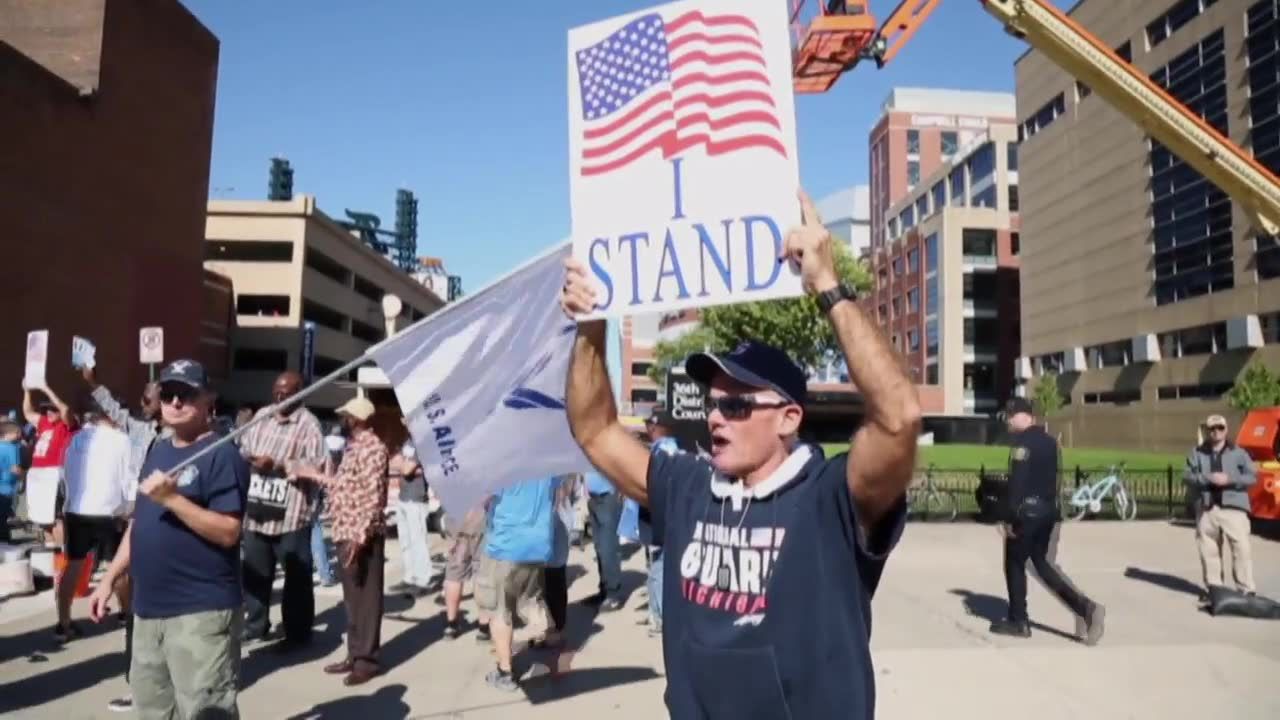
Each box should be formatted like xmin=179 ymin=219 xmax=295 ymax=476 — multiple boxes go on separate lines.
xmin=183 ymin=0 xmax=1048 ymax=293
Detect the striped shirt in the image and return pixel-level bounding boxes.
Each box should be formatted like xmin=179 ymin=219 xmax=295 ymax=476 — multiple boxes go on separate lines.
xmin=238 ymin=406 xmax=326 ymax=536
xmin=328 ymin=428 xmax=389 ymax=546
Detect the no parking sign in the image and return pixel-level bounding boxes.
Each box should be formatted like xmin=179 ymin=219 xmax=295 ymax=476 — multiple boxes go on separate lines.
xmin=139 ymin=327 xmax=164 ymax=365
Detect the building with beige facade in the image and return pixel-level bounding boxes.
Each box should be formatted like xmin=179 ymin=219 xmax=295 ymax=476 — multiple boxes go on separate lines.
xmin=1014 ymin=0 xmax=1280 ymax=452
xmin=867 ymin=123 xmax=1022 ymax=418
xmin=204 ymin=195 xmax=445 ymax=414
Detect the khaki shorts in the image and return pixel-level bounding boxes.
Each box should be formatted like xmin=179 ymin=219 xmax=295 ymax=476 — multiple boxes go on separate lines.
xmin=474 ymin=551 xmax=543 ymax=622
xmin=444 ymin=530 xmax=484 ymax=583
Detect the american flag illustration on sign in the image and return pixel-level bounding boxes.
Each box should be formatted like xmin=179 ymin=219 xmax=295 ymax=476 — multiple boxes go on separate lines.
xmin=574 ymin=10 xmax=788 ymax=177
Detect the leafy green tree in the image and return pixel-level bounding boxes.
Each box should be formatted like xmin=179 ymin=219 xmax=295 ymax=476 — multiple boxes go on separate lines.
xmin=1030 ymin=372 xmax=1064 ymax=417
xmin=647 ymin=242 xmax=872 ymax=383
xmin=1226 ymin=362 xmax=1280 ymax=411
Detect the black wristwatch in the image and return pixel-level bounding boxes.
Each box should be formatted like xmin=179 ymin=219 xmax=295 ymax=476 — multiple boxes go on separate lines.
xmin=815 ymin=281 xmax=858 ymax=313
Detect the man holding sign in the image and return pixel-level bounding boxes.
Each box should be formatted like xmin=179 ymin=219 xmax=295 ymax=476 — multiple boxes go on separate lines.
xmin=561 ymin=192 xmax=920 ymax=719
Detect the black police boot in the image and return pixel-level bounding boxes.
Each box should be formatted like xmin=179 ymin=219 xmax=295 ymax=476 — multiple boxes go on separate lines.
xmin=989 ymin=618 xmax=1031 ymax=638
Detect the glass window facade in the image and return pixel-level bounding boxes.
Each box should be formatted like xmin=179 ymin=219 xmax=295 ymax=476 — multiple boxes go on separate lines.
xmin=1149 ymin=28 xmax=1233 ymax=305
xmin=1247 ymin=0 xmax=1280 ymax=279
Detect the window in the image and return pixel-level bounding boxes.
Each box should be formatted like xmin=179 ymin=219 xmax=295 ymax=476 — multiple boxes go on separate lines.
xmin=907 ymin=287 xmax=920 ymax=312
xmin=1149 ymin=29 xmax=1233 ymax=305
xmin=907 ymin=160 xmax=920 ymax=187
xmin=1116 ymin=40 xmax=1132 ymax=62
xmin=907 ymin=248 xmax=920 ymax=273
xmin=968 ymin=142 xmax=996 ymax=184
xmin=305 ymin=248 xmax=350 ymax=285
xmin=1158 ymin=322 xmax=1229 ymax=357
xmin=892 ymin=297 xmax=902 ymax=316
xmin=941 ymin=131 xmax=958 ymax=156
xmin=1006 ymin=142 xmax=1018 ymax=171
xmin=1082 ymin=389 xmax=1142 ymax=405
xmin=949 ymin=168 xmax=966 ymax=207
xmin=931 ymin=181 xmax=946 ymax=211
xmin=926 ymin=274 xmax=939 ymax=315
xmin=1008 ymin=185 xmax=1020 ymax=212
xmin=908 ymin=330 xmax=920 ymax=351
xmin=925 ymin=363 xmax=939 ymax=384
xmin=302 ymin=299 xmax=345 ymax=332
xmin=631 ymin=362 xmax=653 ymax=377
xmin=1147 ymin=0 xmax=1218 ymax=49
xmin=963 ymin=229 xmax=997 ymax=257
xmin=902 ymin=206 xmax=915 ymax=230
xmin=1087 ymin=339 xmax=1132 ymax=368
xmin=1011 ymin=232 xmax=1021 ymax=255
xmin=925 ymin=318 xmax=939 ymax=358
xmin=878 ymin=303 xmax=888 ymax=321
xmin=351 ymin=319 xmax=382 ymax=343
xmin=233 ymin=348 xmax=288 ymax=372
xmin=631 ymin=389 xmax=659 ymax=403
xmin=925 ymin=233 xmax=938 ymax=273
xmin=1019 ymin=93 xmax=1066 ymax=139
xmin=916 ymin=195 xmax=929 ymax=221
xmin=353 ymin=275 xmax=382 ymax=302
xmin=206 ymin=240 xmax=293 ymax=263
xmin=887 ymin=217 xmax=899 ymax=238
xmin=235 ymin=294 xmax=290 ymax=317
xmin=1076 ymin=80 xmax=1093 ymax=100
xmin=972 ymin=186 xmax=998 ymax=209
xmin=893 ymin=257 xmax=904 ymax=275
xmin=314 ymin=355 xmax=345 ymax=378
xmin=907 ymin=129 xmax=920 ymax=155
xmin=1248 ymin=1 xmax=1280 ymax=279
xmin=1156 ymin=382 xmax=1233 ymax=400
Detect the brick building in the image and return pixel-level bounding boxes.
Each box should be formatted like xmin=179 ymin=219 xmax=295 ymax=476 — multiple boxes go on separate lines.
xmin=0 ymin=0 xmax=219 ymax=409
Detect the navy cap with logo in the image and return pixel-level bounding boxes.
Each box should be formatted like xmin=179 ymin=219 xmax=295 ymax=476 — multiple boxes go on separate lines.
xmin=686 ymin=341 xmax=808 ymax=406
xmin=157 ymin=359 xmax=210 ymax=391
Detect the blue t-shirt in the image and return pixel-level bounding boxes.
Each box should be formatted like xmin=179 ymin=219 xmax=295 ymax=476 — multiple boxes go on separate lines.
xmin=485 ymin=477 xmax=561 ymax=564
xmin=131 ymin=434 xmax=249 ymax=619
xmin=0 ymin=441 xmax=20 ymax=497
xmin=585 ymin=470 xmax=614 ymax=496
xmin=647 ymin=444 xmax=906 ymax=720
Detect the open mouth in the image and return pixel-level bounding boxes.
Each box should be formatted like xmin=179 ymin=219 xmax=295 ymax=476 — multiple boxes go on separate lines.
xmin=710 ymin=432 xmax=729 ymax=455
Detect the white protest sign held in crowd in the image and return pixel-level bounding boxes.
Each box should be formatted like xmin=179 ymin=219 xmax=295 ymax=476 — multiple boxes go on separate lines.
xmin=24 ymin=330 xmax=48 ymax=387
xmin=567 ymin=0 xmax=802 ymax=321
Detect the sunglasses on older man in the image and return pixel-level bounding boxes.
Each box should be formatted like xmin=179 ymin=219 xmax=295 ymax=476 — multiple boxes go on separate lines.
xmin=159 ymin=385 xmax=200 ymax=405
xmin=704 ymin=394 xmax=790 ymax=420
xmin=1208 ymin=424 xmax=1226 ymax=432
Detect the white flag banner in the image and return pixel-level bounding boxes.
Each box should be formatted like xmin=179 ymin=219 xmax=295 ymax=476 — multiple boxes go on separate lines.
xmin=370 ymin=242 xmax=593 ymax=520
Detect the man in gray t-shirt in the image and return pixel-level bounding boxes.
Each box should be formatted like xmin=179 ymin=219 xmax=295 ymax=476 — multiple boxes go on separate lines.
xmin=388 ymin=441 xmax=435 ymax=596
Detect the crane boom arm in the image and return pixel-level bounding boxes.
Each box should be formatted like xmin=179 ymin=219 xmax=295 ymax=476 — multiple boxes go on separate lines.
xmin=982 ymin=0 xmax=1280 ymax=234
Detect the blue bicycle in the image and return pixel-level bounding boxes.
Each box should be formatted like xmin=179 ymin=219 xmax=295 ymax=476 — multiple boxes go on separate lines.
xmin=1063 ymin=463 xmax=1138 ymax=521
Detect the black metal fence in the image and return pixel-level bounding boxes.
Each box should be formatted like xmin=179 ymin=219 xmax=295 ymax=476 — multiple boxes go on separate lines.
xmin=909 ymin=465 xmax=1193 ymax=522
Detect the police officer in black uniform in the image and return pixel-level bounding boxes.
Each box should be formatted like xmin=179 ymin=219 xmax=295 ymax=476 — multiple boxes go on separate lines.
xmin=991 ymin=398 xmax=1106 ymax=645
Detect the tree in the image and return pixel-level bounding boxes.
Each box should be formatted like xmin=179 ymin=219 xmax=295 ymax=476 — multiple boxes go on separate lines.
xmin=1029 ymin=372 xmax=1064 ymax=417
xmin=1226 ymin=361 xmax=1280 ymax=411
xmin=648 ymin=242 xmax=872 ymax=382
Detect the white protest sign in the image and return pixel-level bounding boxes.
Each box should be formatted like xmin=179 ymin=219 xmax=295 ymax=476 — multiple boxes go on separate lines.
xmin=72 ymin=336 xmax=97 ymax=370
xmin=139 ymin=327 xmax=164 ymax=365
xmin=24 ymin=330 xmax=48 ymax=387
xmin=567 ymin=0 xmax=802 ymax=320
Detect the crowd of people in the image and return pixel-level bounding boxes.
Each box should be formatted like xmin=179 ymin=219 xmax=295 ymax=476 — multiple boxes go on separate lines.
xmin=0 ymin=191 xmax=1266 ymax=719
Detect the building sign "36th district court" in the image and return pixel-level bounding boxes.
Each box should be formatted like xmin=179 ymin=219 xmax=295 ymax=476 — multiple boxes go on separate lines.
xmin=566 ymin=0 xmax=803 ymax=320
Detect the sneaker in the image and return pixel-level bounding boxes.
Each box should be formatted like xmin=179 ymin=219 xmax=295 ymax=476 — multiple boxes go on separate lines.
xmin=1082 ymin=602 xmax=1105 ymax=646
xmin=53 ymin=623 xmax=83 ymax=643
xmin=444 ymin=618 xmax=463 ymax=639
xmin=387 ymin=581 xmax=413 ymax=594
xmin=107 ymin=695 xmax=133 ymax=713
xmin=485 ymin=666 xmax=519 ymax=692
xmin=600 ymin=597 xmax=624 ymax=612
xmin=988 ymin=618 xmax=1031 ymax=638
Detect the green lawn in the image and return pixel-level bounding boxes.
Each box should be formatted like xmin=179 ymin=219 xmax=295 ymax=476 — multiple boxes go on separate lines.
xmin=820 ymin=442 xmax=1183 ymax=471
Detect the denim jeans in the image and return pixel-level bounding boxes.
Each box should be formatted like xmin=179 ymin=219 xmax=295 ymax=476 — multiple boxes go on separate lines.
xmin=311 ymin=500 xmax=335 ymax=585
xmin=588 ymin=491 xmax=624 ymax=597
xmin=647 ymin=545 xmax=663 ymax=624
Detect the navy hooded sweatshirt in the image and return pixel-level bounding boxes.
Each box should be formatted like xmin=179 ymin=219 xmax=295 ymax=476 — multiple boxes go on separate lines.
xmin=647 ymin=444 xmax=906 ymax=719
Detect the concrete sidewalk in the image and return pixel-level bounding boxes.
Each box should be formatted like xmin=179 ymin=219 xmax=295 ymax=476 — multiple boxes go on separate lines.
xmin=1 ymin=521 xmax=1277 ymax=719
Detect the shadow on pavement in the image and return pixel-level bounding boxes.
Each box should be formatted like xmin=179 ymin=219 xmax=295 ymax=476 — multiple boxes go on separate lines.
xmin=1123 ymin=566 xmax=1202 ymax=597
xmin=0 ymin=645 xmax=125 ymax=715
xmin=948 ymin=588 xmax=1080 ymax=643
xmin=240 ymin=604 xmax=346 ymax=690
xmin=0 ymin=615 xmax=120 ymax=664
xmin=282 ymin=683 xmax=410 ymax=720
xmin=522 ymin=665 xmax=661 ymax=704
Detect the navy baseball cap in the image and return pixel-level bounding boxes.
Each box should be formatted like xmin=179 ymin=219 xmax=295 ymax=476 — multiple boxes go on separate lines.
xmin=686 ymin=341 xmax=808 ymax=406
xmin=1004 ymin=397 xmax=1034 ymax=416
xmin=158 ymin=359 xmax=210 ymax=391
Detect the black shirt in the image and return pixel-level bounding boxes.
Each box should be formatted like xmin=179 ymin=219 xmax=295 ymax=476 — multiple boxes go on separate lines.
xmin=1006 ymin=425 xmax=1059 ymax=519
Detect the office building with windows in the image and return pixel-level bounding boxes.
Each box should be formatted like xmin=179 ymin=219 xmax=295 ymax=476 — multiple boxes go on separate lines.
xmin=619 ymin=313 xmax=662 ymax=415
xmin=205 ymin=195 xmax=445 ymax=413
xmin=864 ymin=124 xmax=1022 ymax=417
xmin=869 ymin=88 xmax=1017 ymax=254
xmin=1015 ymin=0 xmax=1280 ymax=451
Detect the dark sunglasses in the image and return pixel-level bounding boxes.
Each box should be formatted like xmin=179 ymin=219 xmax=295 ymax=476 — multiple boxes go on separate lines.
xmin=704 ymin=394 xmax=790 ymax=420
xmin=1208 ymin=424 xmax=1226 ymax=432
xmin=159 ymin=386 xmax=199 ymax=405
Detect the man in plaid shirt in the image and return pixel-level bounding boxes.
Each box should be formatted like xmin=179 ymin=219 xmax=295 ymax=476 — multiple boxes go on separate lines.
xmin=295 ymin=395 xmax=389 ymax=686
xmin=238 ymin=371 xmax=327 ymax=647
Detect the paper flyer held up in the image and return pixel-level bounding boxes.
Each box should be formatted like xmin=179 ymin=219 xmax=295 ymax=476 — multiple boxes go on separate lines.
xmin=566 ymin=0 xmax=802 ymax=321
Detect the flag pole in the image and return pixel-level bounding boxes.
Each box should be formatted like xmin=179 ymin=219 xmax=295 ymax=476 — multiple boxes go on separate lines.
xmin=160 ymin=240 xmax=572 ymax=476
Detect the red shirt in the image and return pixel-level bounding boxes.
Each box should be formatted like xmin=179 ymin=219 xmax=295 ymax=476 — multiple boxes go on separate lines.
xmin=31 ymin=416 xmax=73 ymax=469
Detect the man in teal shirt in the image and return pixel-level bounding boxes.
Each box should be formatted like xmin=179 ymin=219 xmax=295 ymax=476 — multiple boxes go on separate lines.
xmin=0 ymin=419 xmax=23 ymax=542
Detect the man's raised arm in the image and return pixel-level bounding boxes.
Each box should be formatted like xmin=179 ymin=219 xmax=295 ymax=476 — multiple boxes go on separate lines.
xmin=562 ymin=259 xmax=652 ymax=506
xmin=784 ymin=191 xmax=921 ymax=531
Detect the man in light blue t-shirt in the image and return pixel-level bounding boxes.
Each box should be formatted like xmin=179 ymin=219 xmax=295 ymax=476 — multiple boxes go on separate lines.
xmin=476 ymin=476 xmax=560 ymax=691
